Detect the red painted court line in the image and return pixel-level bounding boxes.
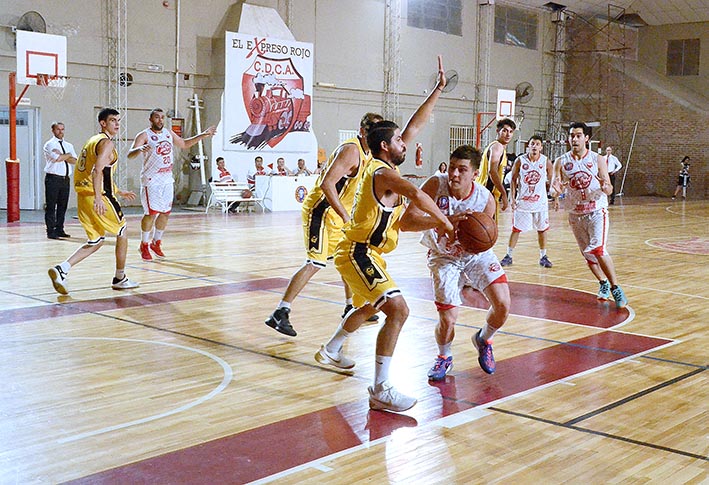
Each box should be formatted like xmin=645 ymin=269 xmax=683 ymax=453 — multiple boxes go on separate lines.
xmin=69 ymin=331 xmax=670 ymax=484
xmin=395 ymin=278 xmax=629 ymax=328
xmin=1 ymin=278 xmax=285 ymax=325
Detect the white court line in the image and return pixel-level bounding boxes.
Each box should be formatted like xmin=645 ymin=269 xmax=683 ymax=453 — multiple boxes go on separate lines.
xmin=8 ymin=337 xmax=233 ymax=444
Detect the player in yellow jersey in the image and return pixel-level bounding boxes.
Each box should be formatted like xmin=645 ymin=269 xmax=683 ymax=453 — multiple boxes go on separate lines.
xmin=314 ymin=56 xmax=455 ymax=413
xmin=265 ymin=112 xmax=383 ymax=336
xmin=475 ymin=118 xmax=516 ymax=221
xmin=48 ymin=108 xmax=139 ymax=295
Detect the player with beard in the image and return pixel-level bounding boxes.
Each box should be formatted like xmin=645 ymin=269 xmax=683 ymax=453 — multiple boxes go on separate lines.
xmin=315 ymin=119 xmax=454 ymax=413
xmin=128 ymin=108 xmax=216 ymax=261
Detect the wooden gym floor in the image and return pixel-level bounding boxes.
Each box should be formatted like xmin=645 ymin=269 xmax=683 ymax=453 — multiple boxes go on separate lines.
xmin=1 ymin=197 xmax=707 ymax=484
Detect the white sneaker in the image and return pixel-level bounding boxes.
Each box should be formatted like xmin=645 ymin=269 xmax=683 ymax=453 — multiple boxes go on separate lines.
xmin=112 ymin=276 xmax=139 ymax=290
xmin=314 ymin=345 xmax=356 ymax=369
xmin=48 ymin=265 xmax=69 ymax=295
xmin=368 ymin=381 xmax=417 ymax=412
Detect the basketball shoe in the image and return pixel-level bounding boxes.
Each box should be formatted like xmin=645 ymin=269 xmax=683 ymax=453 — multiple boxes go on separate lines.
xmin=149 ymin=240 xmax=165 ymax=259
xmin=500 ymin=254 xmax=513 ymax=266
xmin=314 ymin=345 xmax=355 ymax=369
xmin=265 ymin=307 xmax=297 ymax=336
xmin=597 ymin=280 xmax=611 ymax=300
xmin=342 ymin=304 xmax=379 ymax=322
xmin=611 ymin=285 xmax=628 ymax=309
xmin=139 ymin=242 xmax=153 ymax=262
xmin=427 ymin=355 xmax=453 ymax=381
xmin=48 ymin=265 xmax=69 ymax=295
xmin=472 ymin=329 xmax=496 ymax=374
xmin=368 ymin=381 xmax=417 ymax=412
xmin=112 ymin=276 xmax=139 ymax=290
xmin=539 ymin=255 xmax=553 ymax=268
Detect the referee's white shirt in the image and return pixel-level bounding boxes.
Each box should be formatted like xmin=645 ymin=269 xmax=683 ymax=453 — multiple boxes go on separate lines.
xmin=43 ymin=136 xmax=77 ymax=177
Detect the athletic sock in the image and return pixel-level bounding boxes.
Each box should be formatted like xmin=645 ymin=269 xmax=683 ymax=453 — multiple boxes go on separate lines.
xmin=153 ymin=229 xmax=164 ymax=242
xmin=345 ymin=297 xmax=353 ymax=306
xmin=437 ymin=342 xmax=453 ymax=358
xmin=325 ymin=324 xmax=351 ymax=355
xmin=374 ymin=355 xmax=392 ymax=386
xmin=507 ymin=247 xmax=514 ymax=256
xmin=115 ymin=268 xmax=125 ymax=280
xmin=479 ymin=322 xmax=498 ymax=341
xmin=59 ymin=261 xmax=71 ymax=273
xmin=540 ymin=249 xmax=547 ymax=258
xmin=141 ymin=231 xmax=152 ymax=244
xmin=278 ymin=301 xmax=291 ymax=310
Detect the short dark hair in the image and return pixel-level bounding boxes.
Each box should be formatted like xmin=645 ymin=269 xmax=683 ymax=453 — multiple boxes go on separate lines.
xmin=255 ymin=156 xmax=263 ymax=162
xmin=529 ymin=134 xmax=543 ymax=144
xmin=150 ymin=108 xmax=164 ymax=117
xmin=360 ymin=112 xmax=384 ymax=135
xmin=450 ymin=145 xmax=482 ymax=170
xmin=366 ymin=120 xmax=399 ymax=158
xmin=497 ymin=118 xmax=516 ymax=131
xmin=216 ymin=157 xmax=224 ymax=163
xmin=51 ymin=122 xmax=64 ymax=130
xmin=569 ymin=122 xmax=591 ymax=136
xmin=98 ymin=108 xmax=119 ymax=123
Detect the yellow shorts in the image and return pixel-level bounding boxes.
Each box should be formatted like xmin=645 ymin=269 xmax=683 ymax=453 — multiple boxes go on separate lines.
xmin=334 ymin=238 xmax=401 ymax=309
xmin=302 ymin=202 xmax=344 ymax=267
xmin=77 ymin=193 xmax=127 ymax=244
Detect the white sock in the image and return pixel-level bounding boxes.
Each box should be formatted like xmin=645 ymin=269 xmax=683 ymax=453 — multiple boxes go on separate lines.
xmin=437 ymin=342 xmax=453 ymax=358
xmin=374 ymin=355 xmax=392 ymax=386
xmin=479 ymin=322 xmax=498 ymax=341
xmin=278 ymin=301 xmax=291 ymax=310
xmin=507 ymin=247 xmax=514 ymax=256
xmin=141 ymin=231 xmax=152 ymax=243
xmin=325 ymin=324 xmax=351 ymax=354
xmin=540 ymin=249 xmax=547 ymax=258
xmin=59 ymin=261 xmax=71 ymax=273
xmin=115 ymin=268 xmax=125 ymax=280
xmin=345 ymin=297 xmax=353 ymax=306
xmin=153 ymin=229 xmax=164 ymax=241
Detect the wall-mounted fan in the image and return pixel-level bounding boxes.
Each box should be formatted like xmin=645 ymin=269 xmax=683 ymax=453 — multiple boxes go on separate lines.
xmin=15 ymin=11 xmax=47 ymax=33
xmin=515 ymin=81 xmax=534 ymax=104
xmin=430 ymin=69 xmax=459 ymax=93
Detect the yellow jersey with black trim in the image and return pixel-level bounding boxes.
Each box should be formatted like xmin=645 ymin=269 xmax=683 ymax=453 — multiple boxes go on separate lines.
xmin=301 ymin=136 xmax=370 ymax=224
xmin=75 ymin=133 xmax=119 ymax=196
xmin=475 ymin=140 xmax=507 ymax=196
xmin=342 ymin=158 xmax=404 ymax=254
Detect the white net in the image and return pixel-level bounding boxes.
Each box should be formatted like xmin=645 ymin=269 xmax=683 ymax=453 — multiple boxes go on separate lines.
xmin=37 ymin=74 xmax=68 ymax=101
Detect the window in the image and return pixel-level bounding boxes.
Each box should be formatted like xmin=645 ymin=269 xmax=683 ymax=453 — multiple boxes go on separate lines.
xmin=339 ymin=130 xmax=357 ymax=145
xmin=667 ymin=39 xmax=700 ymax=76
xmin=494 ymin=5 xmax=538 ymax=50
xmin=449 ymin=125 xmax=475 ymax=153
xmin=408 ymin=0 xmax=462 ymax=36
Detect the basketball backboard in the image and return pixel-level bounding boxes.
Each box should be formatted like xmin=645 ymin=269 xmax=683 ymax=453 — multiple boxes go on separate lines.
xmin=496 ymin=89 xmax=516 ymax=121
xmin=15 ymin=30 xmax=67 ymax=86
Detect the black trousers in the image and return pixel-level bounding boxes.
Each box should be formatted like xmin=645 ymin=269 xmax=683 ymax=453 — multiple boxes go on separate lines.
xmin=45 ymin=173 xmax=71 ymax=236
xmin=609 ymin=173 xmax=617 ymax=204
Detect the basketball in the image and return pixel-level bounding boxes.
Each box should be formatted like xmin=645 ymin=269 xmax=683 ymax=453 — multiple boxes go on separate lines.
xmin=241 ymin=189 xmax=253 ymax=199
xmin=456 ymin=212 xmax=497 ymax=253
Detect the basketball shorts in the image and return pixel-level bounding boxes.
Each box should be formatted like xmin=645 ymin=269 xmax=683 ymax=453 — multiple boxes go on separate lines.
xmin=428 ymin=250 xmax=505 ymax=307
xmin=334 ymin=238 xmax=401 ymax=309
xmin=141 ymin=183 xmax=174 ymax=215
xmin=77 ymin=193 xmax=127 ymax=245
xmin=568 ymin=208 xmax=609 ymax=264
xmin=302 ymin=204 xmax=344 ymax=268
xmin=512 ymin=209 xmax=549 ymax=233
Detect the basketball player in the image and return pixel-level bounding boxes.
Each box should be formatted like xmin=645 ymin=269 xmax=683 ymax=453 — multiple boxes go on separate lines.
xmin=550 ymin=122 xmax=628 ymax=308
xmin=128 ymin=108 xmax=216 ymax=262
xmin=475 ymin=118 xmax=516 ymax=221
xmin=400 ymin=145 xmax=510 ymax=380
xmin=500 ymin=135 xmax=554 ymax=268
xmin=264 ymin=112 xmax=383 ymax=337
xmin=48 ymin=108 xmax=139 ymax=295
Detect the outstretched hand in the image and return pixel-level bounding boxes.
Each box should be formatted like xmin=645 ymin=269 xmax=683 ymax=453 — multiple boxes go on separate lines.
xmin=436 ymin=55 xmax=446 ymax=91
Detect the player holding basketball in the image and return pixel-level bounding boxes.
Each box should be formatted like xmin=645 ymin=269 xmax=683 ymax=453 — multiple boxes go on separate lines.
xmin=550 ymin=122 xmax=628 ymax=308
xmin=48 ymin=108 xmax=139 ymax=295
xmin=500 ymin=135 xmax=554 ymax=268
xmin=128 ymin=108 xmax=216 ymax=262
xmin=476 ymin=118 xmax=516 ymax=221
xmin=400 ymin=145 xmax=510 ymax=380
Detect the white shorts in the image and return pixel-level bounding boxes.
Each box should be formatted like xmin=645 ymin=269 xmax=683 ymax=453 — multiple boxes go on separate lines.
xmin=512 ymin=209 xmax=549 ymax=233
xmin=428 ymin=250 xmax=506 ymax=307
xmin=568 ymin=208 xmax=609 ymax=264
xmin=141 ymin=183 xmax=174 ymax=215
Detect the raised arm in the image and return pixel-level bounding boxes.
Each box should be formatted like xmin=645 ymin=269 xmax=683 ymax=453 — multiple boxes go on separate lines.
xmin=172 ymin=125 xmax=216 ymax=150
xmin=401 ymin=55 xmax=446 ymax=146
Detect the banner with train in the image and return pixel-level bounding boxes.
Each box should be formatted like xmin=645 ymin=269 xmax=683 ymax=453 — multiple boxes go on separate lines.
xmin=223 ymin=32 xmax=317 ymax=160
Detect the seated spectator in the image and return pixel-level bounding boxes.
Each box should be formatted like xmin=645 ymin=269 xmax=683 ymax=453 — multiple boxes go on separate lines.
xmin=271 ymin=157 xmax=294 ymax=176
xmin=215 ymin=157 xmax=235 ymax=183
xmin=314 ymin=159 xmax=326 ymax=174
xmin=294 ymin=158 xmax=312 ymax=176
xmin=437 ymin=162 xmax=447 ymax=174
xmin=247 ymin=155 xmax=268 ymax=190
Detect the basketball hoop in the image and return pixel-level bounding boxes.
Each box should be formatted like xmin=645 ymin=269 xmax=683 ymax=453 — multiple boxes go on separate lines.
xmin=37 ymin=73 xmax=68 ymax=101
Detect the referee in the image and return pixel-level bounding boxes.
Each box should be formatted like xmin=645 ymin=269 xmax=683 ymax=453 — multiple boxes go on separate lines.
xmin=43 ymin=122 xmax=77 ymax=239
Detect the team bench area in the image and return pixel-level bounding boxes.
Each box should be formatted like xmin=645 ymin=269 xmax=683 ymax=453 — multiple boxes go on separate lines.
xmin=205 ymin=182 xmax=265 ymax=213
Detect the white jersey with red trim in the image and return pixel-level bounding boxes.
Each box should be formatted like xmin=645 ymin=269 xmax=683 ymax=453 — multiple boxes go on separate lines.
xmin=515 ymin=154 xmax=548 ymax=212
xmin=559 ymin=150 xmax=608 ymax=215
xmin=421 ymin=173 xmax=492 ymax=257
xmin=140 ymin=128 xmax=174 ymax=187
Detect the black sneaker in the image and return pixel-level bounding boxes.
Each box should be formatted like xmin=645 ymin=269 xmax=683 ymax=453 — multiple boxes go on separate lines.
xmin=265 ymin=307 xmax=297 ymax=336
xmin=342 ymin=304 xmax=379 ymax=322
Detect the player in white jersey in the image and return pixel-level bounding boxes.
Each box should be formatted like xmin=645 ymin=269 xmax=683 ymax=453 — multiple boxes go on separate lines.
xmin=500 ymin=135 xmax=554 ymax=268
xmin=550 ymin=122 xmax=628 ymax=308
xmin=128 ymin=108 xmax=216 ymax=261
xmin=400 ymin=145 xmax=510 ymax=379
